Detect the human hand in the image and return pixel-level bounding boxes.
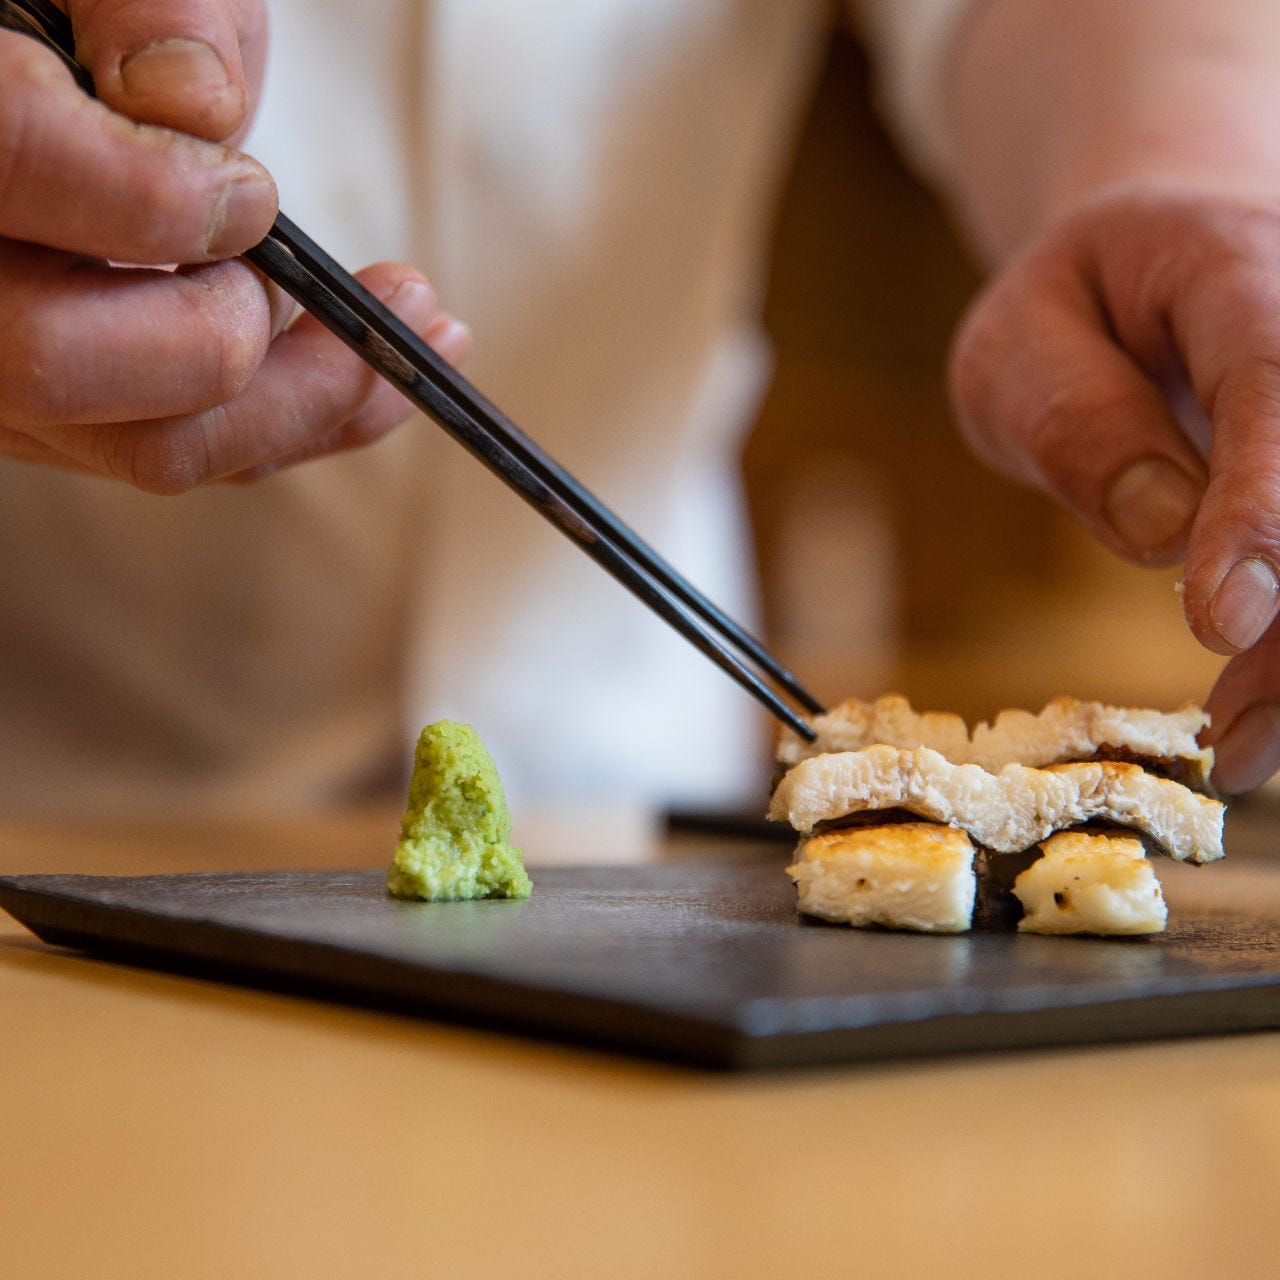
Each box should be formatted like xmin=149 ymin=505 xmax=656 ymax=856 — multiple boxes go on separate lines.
xmin=947 ymin=182 xmax=1280 ymax=793
xmin=0 ymin=0 xmax=467 ymax=490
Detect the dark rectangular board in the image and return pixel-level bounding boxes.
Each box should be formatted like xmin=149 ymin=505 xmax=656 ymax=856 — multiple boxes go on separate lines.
xmin=4 ymin=860 xmax=1280 ymax=1069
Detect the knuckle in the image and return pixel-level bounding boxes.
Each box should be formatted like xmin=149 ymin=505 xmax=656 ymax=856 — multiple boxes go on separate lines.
xmin=181 ymin=268 xmax=268 ymax=405
xmin=215 ymin=320 xmax=265 ymax=399
xmin=1021 ymin=380 xmax=1148 ymax=485
xmin=1230 ymin=507 xmax=1280 ymax=552
xmin=196 ymin=325 xmax=260 ymax=406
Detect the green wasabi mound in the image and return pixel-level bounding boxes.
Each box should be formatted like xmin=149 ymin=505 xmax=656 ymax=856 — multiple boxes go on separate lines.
xmin=387 ymin=721 xmax=532 ymax=901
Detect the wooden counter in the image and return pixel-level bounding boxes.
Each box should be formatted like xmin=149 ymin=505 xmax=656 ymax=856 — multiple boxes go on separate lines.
xmin=3 ymin=810 xmax=1278 ymax=1279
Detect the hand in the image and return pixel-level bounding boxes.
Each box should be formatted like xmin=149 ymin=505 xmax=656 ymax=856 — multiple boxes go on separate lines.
xmin=947 ymin=181 xmax=1280 ymax=792
xmin=0 ymin=0 xmax=467 ymax=490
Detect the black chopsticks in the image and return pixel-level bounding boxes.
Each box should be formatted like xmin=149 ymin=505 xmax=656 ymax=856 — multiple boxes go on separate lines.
xmin=6 ymin=0 xmax=823 ymax=741
xmin=251 ymin=218 xmax=821 ymax=739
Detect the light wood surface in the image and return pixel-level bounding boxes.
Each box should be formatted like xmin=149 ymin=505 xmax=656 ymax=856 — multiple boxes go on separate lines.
xmin=3 ymin=813 xmax=1280 ymax=1280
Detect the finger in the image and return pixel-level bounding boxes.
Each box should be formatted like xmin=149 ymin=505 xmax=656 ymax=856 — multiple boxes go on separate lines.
xmin=1164 ymin=210 xmax=1280 ymax=658
xmin=69 ymin=0 xmax=267 ymax=143
xmin=47 ymin=265 xmax=454 ymax=492
xmin=194 ymin=259 xmax=297 ymax=340
xmin=1202 ymin=627 xmax=1280 ymax=794
xmin=0 ymin=31 xmax=276 ymax=262
xmin=0 ymin=246 xmax=282 ymax=428
xmin=949 ymin=250 xmax=1207 ymax=567
xmin=0 ymin=423 xmax=95 ymax=474
xmin=225 ymin=313 xmax=472 ymax=481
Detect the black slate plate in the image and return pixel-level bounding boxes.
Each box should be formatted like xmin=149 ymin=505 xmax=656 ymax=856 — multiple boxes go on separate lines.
xmin=4 ymin=860 xmax=1280 ymax=1069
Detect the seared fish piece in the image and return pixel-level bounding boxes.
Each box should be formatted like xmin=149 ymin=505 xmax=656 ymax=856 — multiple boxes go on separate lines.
xmin=777 ymin=696 xmax=971 ymax=769
xmin=787 ymin=823 xmax=976 ymax=933
xmin=777 ymin=695 xmax=1213 ymax=790
xmin=1012 ymin=830 xmax=1167 ymax=935
xmin=769 ymin=746 xmax=1224 ymax=864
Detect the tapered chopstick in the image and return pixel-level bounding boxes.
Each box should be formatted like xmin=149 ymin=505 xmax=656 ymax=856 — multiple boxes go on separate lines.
xmin=264 ymin=215 xmax=823 ymax=717
xmin=5 ymin=0 xmax=823 ymax=741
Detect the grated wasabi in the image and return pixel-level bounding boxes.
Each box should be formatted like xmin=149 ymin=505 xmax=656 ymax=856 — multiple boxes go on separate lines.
xmin=387 ymin=721 xmax=532 ymax=901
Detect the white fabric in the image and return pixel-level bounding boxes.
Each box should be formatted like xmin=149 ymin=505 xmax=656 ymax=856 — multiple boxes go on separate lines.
xmin=854 ymin=0 xmax=976 ymax=181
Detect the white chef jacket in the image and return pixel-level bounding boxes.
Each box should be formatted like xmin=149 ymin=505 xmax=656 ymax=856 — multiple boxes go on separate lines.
xmin=0 ymin=0 xmax=970 ymax=819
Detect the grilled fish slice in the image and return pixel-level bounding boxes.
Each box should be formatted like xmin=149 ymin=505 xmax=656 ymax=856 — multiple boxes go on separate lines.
xmin=769 ymin=745 xmax=1224 ymax=863
xmin=777 ymin=695 xmax=1213 ymax=790
xmin=787 ymin=823 xmax=976 ymax=933
xmin=1012 ymin=830 xmax=1167 ymax=935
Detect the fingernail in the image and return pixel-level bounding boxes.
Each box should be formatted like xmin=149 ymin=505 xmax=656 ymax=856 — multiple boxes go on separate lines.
xmin=1103 ymin=457 xmax=1201 ymax=558
xmin=389 ymin=279 xmax=438 ymax=325
xmin=121 ymin=38 xmax=230 ymax=102
xmin=206 ymin=167 xmax=276 ymax=258
xmin=1211 ymin=701 xmax=1280 ymax=794
xmin=1210 ymin=556 xmax=1280 ymax=652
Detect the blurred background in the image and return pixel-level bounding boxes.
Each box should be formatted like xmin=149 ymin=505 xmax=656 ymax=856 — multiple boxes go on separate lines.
xmin=745 ymin=20 xmax=1221 ymax=725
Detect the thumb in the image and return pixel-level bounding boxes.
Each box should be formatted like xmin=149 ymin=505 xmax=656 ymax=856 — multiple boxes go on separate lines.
xmin=68 ymin=0 xmax=267 ymax=143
